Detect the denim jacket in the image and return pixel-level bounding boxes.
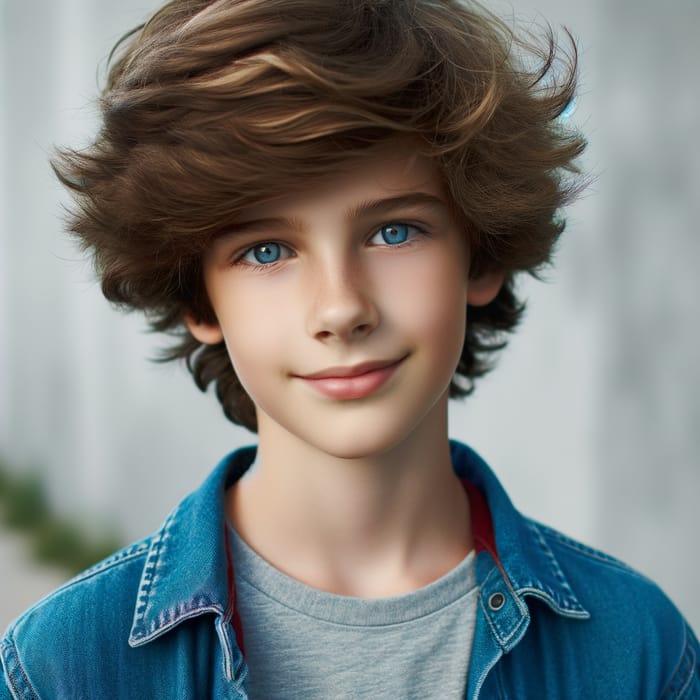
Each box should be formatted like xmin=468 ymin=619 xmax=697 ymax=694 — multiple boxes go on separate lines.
xmin=2 ymin=441 xmax=698 ymax=698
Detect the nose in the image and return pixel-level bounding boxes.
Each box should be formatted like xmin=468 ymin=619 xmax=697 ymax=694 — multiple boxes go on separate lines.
xmin=306 ymin=256 xmax=379 ymax=343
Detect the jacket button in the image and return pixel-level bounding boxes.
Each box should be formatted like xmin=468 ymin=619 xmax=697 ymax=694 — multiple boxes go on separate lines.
xmin=488 ymin=592 xmax=506 ymax=611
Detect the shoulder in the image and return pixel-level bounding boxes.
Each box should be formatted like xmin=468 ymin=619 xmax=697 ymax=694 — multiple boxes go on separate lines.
xmin=534 ymin=518 xmax=682 ymax=625
xmin=523 ymin=520 xmax=699 ymax=698
xmin=5 ymin=535 xmax=151 ymax=636
xmin=1 ymin=537 xmax=152 ymax=697
xmin=0 ymin=451 xmax=248 ymax=698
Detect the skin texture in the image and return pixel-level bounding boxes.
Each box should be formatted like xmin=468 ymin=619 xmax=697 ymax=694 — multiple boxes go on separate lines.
xmin=188 ymin=144 xmax=503 ymax=597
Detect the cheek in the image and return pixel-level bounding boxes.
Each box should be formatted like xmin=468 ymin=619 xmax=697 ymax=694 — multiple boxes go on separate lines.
xmin=378 ymin=249 xmax=467 ymax=344
xmin=211 ymin=282 xmax=294 ymax=394
xmin=222 ymin=329 xmax=285 ymax=420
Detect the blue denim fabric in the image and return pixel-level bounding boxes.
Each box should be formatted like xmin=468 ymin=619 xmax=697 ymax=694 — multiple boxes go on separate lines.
xmin=1 ymin=441 xmax=698 ymax=698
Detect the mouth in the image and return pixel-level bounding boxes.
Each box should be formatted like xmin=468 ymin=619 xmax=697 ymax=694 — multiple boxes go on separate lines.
xmin=300 ymin=358 xmax=404 ymax=380
xmin=296 ymin=356 xmax=406 ymax=400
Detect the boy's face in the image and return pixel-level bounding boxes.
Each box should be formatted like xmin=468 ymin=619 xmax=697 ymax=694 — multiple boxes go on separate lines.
xmin=188 ymin=143 xmax=503 ymax=458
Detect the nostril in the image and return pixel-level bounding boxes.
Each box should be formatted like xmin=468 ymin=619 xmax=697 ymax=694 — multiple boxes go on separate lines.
xmin=308 ymin=286 xmax=379 ymax=341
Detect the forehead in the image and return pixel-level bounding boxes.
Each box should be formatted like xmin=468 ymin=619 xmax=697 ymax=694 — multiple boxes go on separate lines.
xmin=232 ymin=142 xmax=450 ymax=223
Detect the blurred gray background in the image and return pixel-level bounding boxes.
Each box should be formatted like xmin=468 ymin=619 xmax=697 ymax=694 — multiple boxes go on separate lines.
xmin=1 ymin=0 xmax=698 ymax=632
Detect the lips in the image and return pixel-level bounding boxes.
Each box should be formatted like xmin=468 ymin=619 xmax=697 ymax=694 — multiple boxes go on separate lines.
xmin=296 ymin=357 xmax=406 ymax=400
xmin=301 ymin=358 xmax=402 ymax=380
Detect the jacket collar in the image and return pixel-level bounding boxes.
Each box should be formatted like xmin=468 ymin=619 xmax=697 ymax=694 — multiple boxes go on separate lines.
xmin=128 ymin=440 xmax=588 ymax=649
xmin=449 ymin=441 xmax=589 ymax=644
xmin=128 ymin=447 xmax=256 ymax=647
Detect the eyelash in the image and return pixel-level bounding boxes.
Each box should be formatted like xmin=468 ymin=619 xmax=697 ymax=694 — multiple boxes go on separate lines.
xmin=232 ymin=222 xmax=427 ymax=270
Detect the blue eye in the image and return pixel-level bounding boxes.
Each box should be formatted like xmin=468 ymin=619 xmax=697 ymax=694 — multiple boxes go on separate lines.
xmin=241 ymin=242 xmax=291 ymax=266
xmin=377 ymin=223 xmax=410 ymax=245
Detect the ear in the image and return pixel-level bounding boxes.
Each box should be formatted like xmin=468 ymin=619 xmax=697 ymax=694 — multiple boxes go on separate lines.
xmin=184 ymin=312 xmax=225 ymax=345
xmin=466 ymin=270 xmax=505 ymax=307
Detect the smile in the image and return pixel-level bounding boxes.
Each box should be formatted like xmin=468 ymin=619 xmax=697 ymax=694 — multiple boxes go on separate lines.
xmin=296 ymin=357 xmax=406 ymax=400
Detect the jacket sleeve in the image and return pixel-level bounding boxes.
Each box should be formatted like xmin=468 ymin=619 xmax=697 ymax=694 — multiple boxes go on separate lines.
xmin=662 ymin=621 xmax=700 ymax=699
xmin=0 ymin=680 xmax=14 ymax=700
xmin=1 ymin=634 xmax=26 ymax=700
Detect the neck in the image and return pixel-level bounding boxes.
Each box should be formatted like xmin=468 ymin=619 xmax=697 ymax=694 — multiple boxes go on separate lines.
xmin=227 ymin=403 xmax=473 ymax=598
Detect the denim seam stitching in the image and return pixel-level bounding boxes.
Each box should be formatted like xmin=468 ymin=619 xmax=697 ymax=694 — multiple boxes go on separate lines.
xmin=1 ymin=636 xmax=38 ymax=700
xmin=129 ymin=508 xmax=176 ymax=640
xmin=536 ymin=524 xmax=641 ymax=577
xmin=2 ymin=544 xmax=150 ymax=628
xmin=70 ymin=540 xmax=151 ymax=580
xmin=661 ymin=624 xmax=697 ymax=700
xmin=480 ymin=567 xmax=529 ymax=647
xmin=526 ymin=521 xmax=588 ymax=614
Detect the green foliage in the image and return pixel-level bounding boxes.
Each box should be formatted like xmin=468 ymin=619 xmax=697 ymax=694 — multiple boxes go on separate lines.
xmin=1 ymin=474 xmax=49 ymax=530
xmin=0 ymin=458 xmax=123 ymax=575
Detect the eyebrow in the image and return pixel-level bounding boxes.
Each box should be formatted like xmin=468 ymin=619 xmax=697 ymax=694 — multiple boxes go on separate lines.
xmin=221 ymin=192 xmax=450 ymax=239
xmin=345 ymin=192 xmax=450 ymax=221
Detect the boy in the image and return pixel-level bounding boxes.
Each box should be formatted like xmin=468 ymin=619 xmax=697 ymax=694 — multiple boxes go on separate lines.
xmin=2 ymin=0 xmax=698 ymax=697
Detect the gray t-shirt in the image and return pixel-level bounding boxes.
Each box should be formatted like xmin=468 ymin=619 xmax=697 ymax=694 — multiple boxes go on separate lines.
xmin=229 ymin=526 xmax=478 ymax=699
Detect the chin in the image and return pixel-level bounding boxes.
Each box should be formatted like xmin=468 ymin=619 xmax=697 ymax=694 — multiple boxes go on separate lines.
xmin=296 ymin=413 xmax=424 ymax=462
xmin=313 ymin=438 xmax=397 ymax=461
xmin=255 ymin=384 xmax=449 ymax=462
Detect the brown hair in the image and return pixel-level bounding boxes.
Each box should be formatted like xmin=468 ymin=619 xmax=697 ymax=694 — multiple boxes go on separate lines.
xmin=53 ymin=0 xmax=585 ymax=431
